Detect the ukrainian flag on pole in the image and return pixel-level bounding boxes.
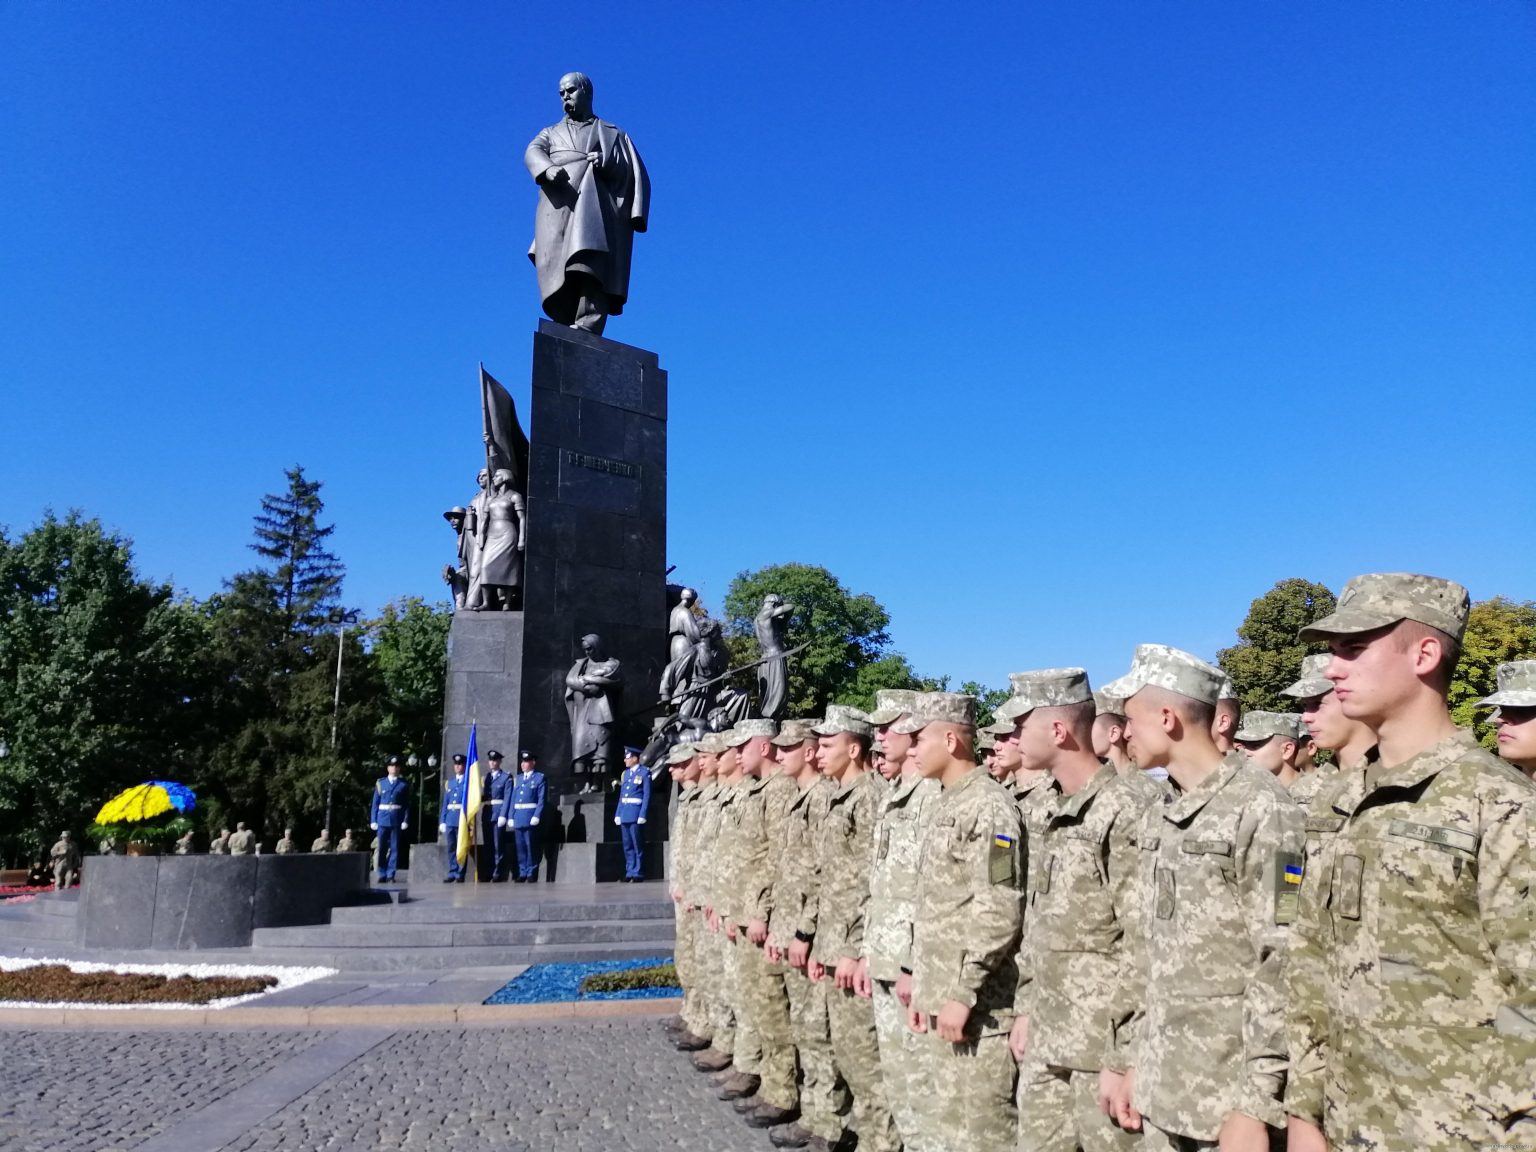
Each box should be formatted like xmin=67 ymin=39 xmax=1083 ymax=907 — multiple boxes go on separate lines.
xmin=456 ymin=723 xmax=483 ymax=867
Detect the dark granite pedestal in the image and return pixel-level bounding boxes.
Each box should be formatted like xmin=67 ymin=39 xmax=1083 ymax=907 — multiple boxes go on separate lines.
xmin=438 ymin=322 xmax=669 ymax=883
xmin=77 ymin=853 xmax=371 ymax=950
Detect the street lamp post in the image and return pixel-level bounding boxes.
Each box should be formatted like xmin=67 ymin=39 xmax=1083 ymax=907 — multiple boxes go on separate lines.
xmin=410 ymin=753 xmax=440 ymax=841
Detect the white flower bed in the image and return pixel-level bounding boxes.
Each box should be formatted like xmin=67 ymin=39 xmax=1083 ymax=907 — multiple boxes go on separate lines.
xmin=0 ymin=956 xmax=337 ymax=1010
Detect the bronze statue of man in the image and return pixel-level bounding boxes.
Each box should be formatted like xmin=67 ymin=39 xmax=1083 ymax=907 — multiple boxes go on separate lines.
xmin=525 ymin=72 xmax=649 ymax=335
xmin=564 ymin=633 xmax=623 ymax=777
xmin=753 ymin=593 xmax=796 ymax=720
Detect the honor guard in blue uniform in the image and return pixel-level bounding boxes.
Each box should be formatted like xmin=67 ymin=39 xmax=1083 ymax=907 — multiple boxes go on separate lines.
xmin=483 ymin=751 xmax=512 ymax=881
xmin=437 ymin=753 xmax=469 ymax=882
xmin=511 ymin=750 xmax=546 ymax=882
xmin=614 ymin=745 xmax=652 ymax=881
xmin=369 ymin=756 xmax=410 ymax=882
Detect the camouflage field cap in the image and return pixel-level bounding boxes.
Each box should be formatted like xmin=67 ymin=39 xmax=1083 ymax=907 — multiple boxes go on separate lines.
xmin=727 ymin=718 xmax=780 ymax=746
xmin=866 ymin=689 xmax=921 ymax=727
xmin=992 ymin=668 xmax=1091 ymax=724
xmin=1216 ymin=677 xmax=1239 ymax=703
xmin=1093 ymin=690 xmax=1125 ymax=718
xmin=1233 ymin=710 xmax=1304 ymax=743
xmin=983 ymin=716 xmax=1016 ymax=736
xmin=666 ymin=742 xmax=697 ymax=766
xmin=1299 ymin=573 xmax=1471 ymax=644
xmin=812 ymin=704 xmax=873 ymax=738
xmin=1477 ymin=661 xmax=1536 ymax=710
xmin=977 ymin=730 xmax=996 ymax=752
xmin=693 ymin=732 xmax=729 ymax=755
xmin=1280 ymin=654 xmax=1334 ymax=699
xmin=1101 ymin=644 xmax=1226 ymax=706
xmin=771 ymin=718 xmax=819 ymax=747
xmin=891 ymin=691 xmax=978 ymax=734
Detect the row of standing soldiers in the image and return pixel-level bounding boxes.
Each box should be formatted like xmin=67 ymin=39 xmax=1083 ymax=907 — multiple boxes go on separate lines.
xmin=660 ymin=572 xmax=1536 ymax=1152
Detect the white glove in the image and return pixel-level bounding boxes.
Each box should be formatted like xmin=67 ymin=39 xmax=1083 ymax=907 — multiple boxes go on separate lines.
xmin=531 ymin=817 xmax=540 ymax=826
xmin=401 ymin=822 xmax=408 ymax=830
xmin=369 ymin=823 xmax=378 ymax=831
xmin=638 ymin=817 xmax=646 ymax=825
xmin=497 ymin=817 xmax=506 ymax=828
xmin=614 ymin=816 xmax=621 ymax=826
xmin=438 ymin=823 xmax=447 ymax=834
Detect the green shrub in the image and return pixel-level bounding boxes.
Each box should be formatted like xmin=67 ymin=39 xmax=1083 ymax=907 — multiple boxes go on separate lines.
xmin=579 ymin=962 xmax=679 ymax=994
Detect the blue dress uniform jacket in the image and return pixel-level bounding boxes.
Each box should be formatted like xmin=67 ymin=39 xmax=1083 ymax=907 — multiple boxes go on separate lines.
xmin=484 ymin=769 xmax=512 ymax=879
xmin=440 ymin=772 xmax=468 ymax=881
xmin=511 ymin=770 xmax=546 ymax=879
xmin=370 ymin=775 xmax=410 ymax=882
xmin=616 ymin=764 xmax=652 ymax=880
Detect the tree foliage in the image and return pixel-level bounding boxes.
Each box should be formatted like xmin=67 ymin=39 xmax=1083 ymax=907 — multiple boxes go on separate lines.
xmin=1217 ymin=578 xmax=1337 ymax=712
xmin=0 ymin=513 xmax=208 ymax=861
xmin=721 ymin=563 xmax=930 ymax=717
xmin=1450 ymin=597 xmax=1536 ymax=749
xmin=368 ymin=597 xmax=451 ymax=758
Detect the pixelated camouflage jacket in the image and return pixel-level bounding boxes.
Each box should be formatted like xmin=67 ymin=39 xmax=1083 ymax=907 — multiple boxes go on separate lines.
xmin=910 ymin=767 xmax=1025 ymax=1026
xmin=670 ymin=784 xmax=699 ymax=898
xmin=713 ymin=778 xmax=748 ymax=924
xmin=1120 ymin=754 xmax=1303 ymax=1139
xmin=863 ymin=775 xmax=940 ymax=981
xmin=686 ymin=781 xmax=723 ymax=911
xmin=771 ymin=776 xmax=836 ymax=949
xmin=812 ymin=769 xmax=883 ymax=966
xmin=1285 ymin=730 xmax=1536 ymax=1149
xmin=1014 ymin=764 xmax=1150 ymax=1071
xmin=738 ymin=771 xmax=800 ymax=925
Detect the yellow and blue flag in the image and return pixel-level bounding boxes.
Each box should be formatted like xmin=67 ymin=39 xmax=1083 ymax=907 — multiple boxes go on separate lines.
xmin=456 ymin=724 xmax=484 ymax=867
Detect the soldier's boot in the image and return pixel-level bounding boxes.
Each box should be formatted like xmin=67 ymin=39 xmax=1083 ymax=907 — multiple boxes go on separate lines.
xmin=692 ymin=1048 xmax=732 ymax=1073
xmin=717 ymin=1072 xmax=761 ymax=1100
xmin=732 ymin=1093 xmax=761 ymax=1114
xmin=769 ymin=1123 xmax=817 ymax=1149
xmin=660 ymin=1014 xmax=686 ymax=1032
xmin=672 ymin=1030 xmax=711 ymax=1052
xmin=710 ymin=1070 xmax=736 ymax=1088
xmin=746 ymin=1103 xmax=800 ymax=1130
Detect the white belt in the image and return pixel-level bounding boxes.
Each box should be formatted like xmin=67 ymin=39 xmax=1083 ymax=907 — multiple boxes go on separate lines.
xmin=620 ymin=797 xmax=642 ymax=804
xmin=379 ymin=804 xmax=402 ymax=810
xmin=448 ymin=803 xmax=462 ymax=810
xmin=488 ymin=798 xmax=505 ymax=805
xmin=514 ymin=803 xmax=538 ymax=809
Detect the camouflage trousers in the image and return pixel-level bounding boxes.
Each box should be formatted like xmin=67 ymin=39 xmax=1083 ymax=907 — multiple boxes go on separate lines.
xmin=785 ymin=964 xmax=849 ymax=1143
xmin=872 ymin=979 xmax=928 ymax=1151
xmin=674 ymin=904 xmax=711 ymax=1039
xmin=721 ymin=926 xmax=762 ymax=1072
xmin=1017 ymin=1063 xmax=1140 ymax=1152
xmin=697 ymin=914 xmax=736 ymax=1054
xmin=736 ymin=934 xmax=798 ymax=1110
xmin=909 ymin=1017 xmax=1017 ymax=1152
xmin=826 ymin=980 xmax=901 ymax=1152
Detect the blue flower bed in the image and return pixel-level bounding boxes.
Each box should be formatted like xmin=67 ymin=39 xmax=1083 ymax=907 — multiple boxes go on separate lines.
xmin=485 ymin=956 xmax=679 ymax=1004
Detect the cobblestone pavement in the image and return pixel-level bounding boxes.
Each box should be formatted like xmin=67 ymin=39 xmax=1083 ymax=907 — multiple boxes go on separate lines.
xmin=0 ymin=1030 xmax=329 ymax=1152
xmin=1 ymin=1021 xmax=768 ymax=1152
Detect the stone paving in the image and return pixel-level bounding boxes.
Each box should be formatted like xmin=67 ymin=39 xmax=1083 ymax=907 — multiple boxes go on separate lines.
xmin=0 ymin=1030 xmax=328 ymax=1152
xmin=0 ymin=1019 xmax=768 ymax=1152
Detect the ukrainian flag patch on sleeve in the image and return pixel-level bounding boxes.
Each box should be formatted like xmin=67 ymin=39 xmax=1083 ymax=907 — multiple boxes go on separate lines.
xmin=1275 ymin=851 xmax=1304 ymax=924
xmin=989 ymin=830 xmax=1017 ymax=886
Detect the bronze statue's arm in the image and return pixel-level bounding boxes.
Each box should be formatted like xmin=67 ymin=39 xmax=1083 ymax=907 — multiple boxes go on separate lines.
xmin=525 ymin=128 xmax=564 ymax=184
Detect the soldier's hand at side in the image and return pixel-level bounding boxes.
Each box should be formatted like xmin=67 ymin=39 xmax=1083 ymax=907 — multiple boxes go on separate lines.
xmin=1216 ymin=1112 xmax=1268 ymax=1152
xmin=726 ymin=922 xmax=738 ymax=941
xmin=807 ymin=959 xmax=825 ymax=983
xmin=369 ymin=823 xmax=378 ymax=831
xmin=637 ymin=817 xmax=645 ymax=824
xmin=935 ymin=999 xmax=972 ymax=1043
xmin=438 ymin=823 xmax=447 ymax=835
xmin=497 ymin=817 xmax=506 ymax=828
xmin=1008 ymin=1014 xmax=1030 ymax=1063
xmin=895 ymin=970 xmax=913 ymax=1007
xmin=853 ymin=957 xmax=873 ymax=998
xmin=1104 ymin=1068 xmax=1141 ymax=1131
xmin=401 ymin=821 xmax=407 ymax=830
xmin=669 ymin=885 xmax=682 ymax=903
xmin=906 ymin=1007 xmax=927 ymax=1034
xmin=530 ymin=817 xmax=539 ymax=826
xmin=765 ymin=943 xmax=783 ymax=964
xmin=787 ymin=939 xmax=810 ymax=969
xmin=833 ymin=956 xmax=858 ymax=991
xmin=614 ymin=817 xmax=621 ymax=826
xmin=1286 ymin=1116 xmax=1328 ymax=1152
xmin=747 ymin=918 xmax=768 ymax=945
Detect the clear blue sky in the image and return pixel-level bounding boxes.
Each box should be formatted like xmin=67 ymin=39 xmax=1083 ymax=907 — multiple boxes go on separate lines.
xmin=4 ymin=2 xmax=1534 ymax=692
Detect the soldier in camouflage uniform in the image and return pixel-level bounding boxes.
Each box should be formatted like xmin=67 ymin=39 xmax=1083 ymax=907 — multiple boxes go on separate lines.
xmin=859 ymin=688 xmax=938 ymax=1151
xmin=727 ymin=718 xmax=802 ymax=1127
xmin=1100 ymin=644 xmax=1302 ymax=1151
xmin=1281 ymin=653 xmax=1375 ymax=782
xmin=1481 ymin=660 xmax=1536 ymax=777
xmin=902 ymin=691 xmax=1024 ymax=1152
xmin=810 ymin=704 xmax=899 ymax=1152
xmin=1004 ymin=669 xmax=1147 ymax=1152
xmin=711 ymin=731 xmax=765 ymax=1097
xmin=1092 ymin=690 xmax=1135 ymax=775
xmin=688 ymin=733 xmax=738 ymax=1074
xmin=1212 ymin=678 xmax=1240 ymax=755
xmin=1285 ymin=575 xmax=1536 ymax=1151
xmin=1233 ymin=711 xmax=1325 ymax=805
xmin=664 ymin=742 xmax=713 ymax=1050
xmin=978 ymin=729 xmax=999 ymax=780
xmin=770 ymin=719 xmax=852 ymax=1151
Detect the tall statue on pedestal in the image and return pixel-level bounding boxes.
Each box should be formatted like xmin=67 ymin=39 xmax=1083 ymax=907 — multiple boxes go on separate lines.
xmin=565 ymin=633 xmax=623 ymax=778
xmin=525 ymin=72 xmax=650 ymax=336
xmin=754 ymin=594 xmax=797 ymax=720
xmin=467 ymin=467 xmax=525 ymax=611
xmin=442 ymin=368 xmax=531 ymax=612
xmin=657 ymin=587 xmax=700 ymax=705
